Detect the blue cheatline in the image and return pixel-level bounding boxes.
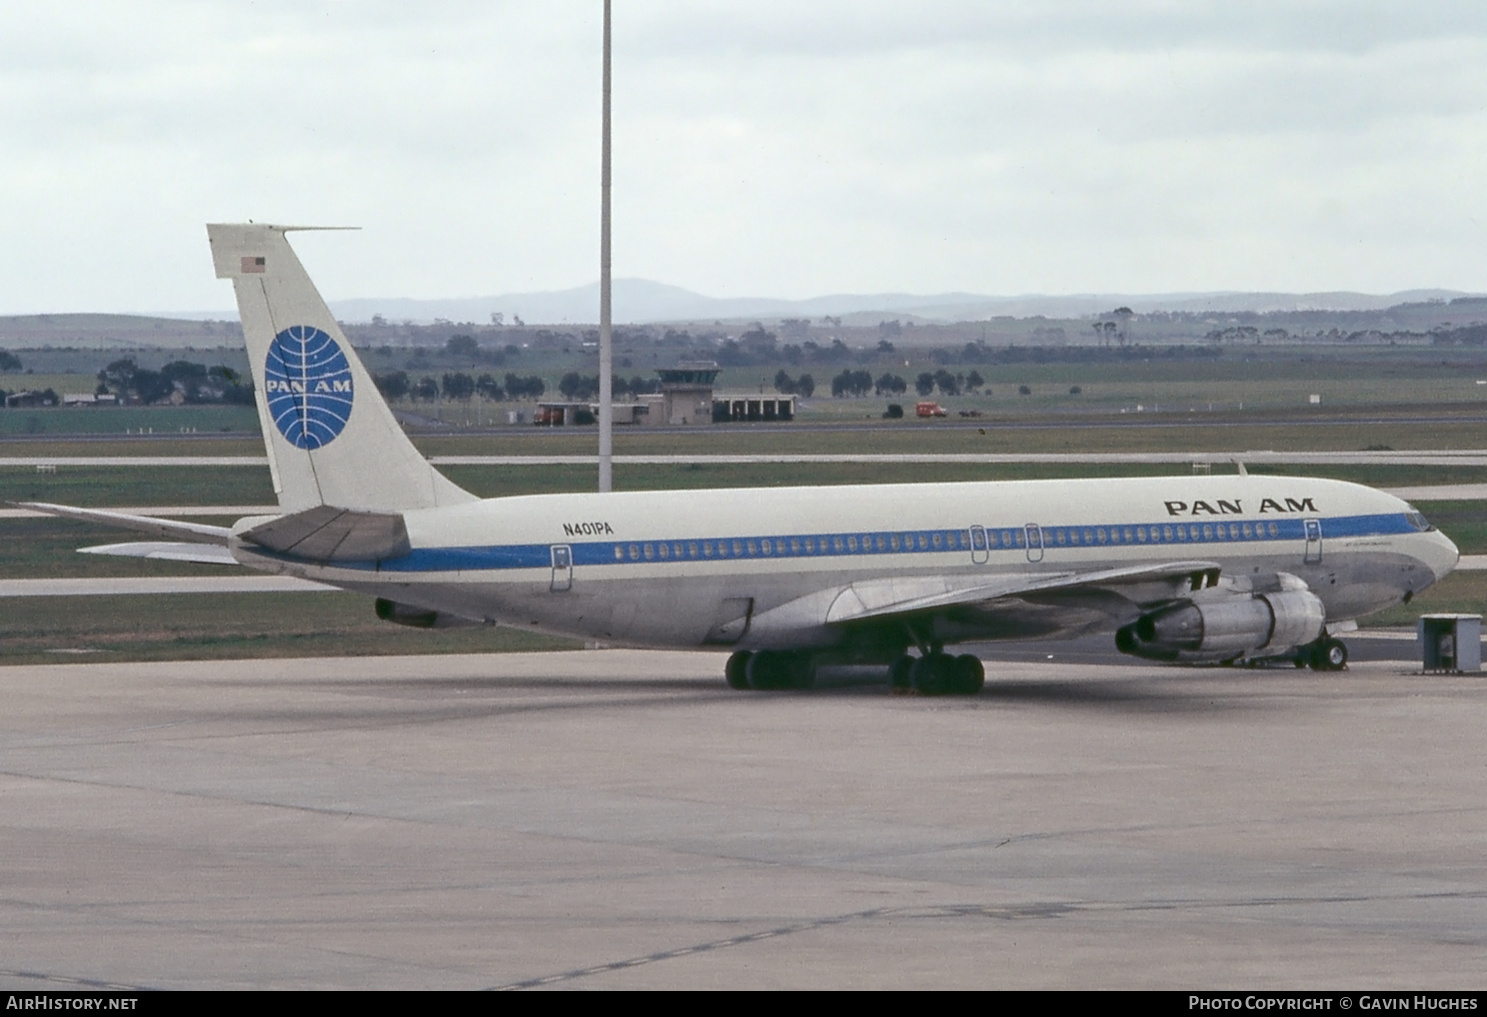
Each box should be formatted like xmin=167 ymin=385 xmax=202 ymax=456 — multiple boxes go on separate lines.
xmin=263 ymin=325 xmax=354 ymax=450
xmin=305 ymin=512 xmax=1414 ymax=571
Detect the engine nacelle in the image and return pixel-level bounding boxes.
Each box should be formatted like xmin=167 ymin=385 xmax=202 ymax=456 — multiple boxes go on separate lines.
xmin=374 ymin=598 xmax=486 ymax=630
xmin=1116 ymin=583 xmax=1326 ymax=663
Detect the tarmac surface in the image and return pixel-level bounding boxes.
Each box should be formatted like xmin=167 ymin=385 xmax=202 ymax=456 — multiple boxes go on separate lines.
xmin=1 ymin=649 xmax=1485 ymax=989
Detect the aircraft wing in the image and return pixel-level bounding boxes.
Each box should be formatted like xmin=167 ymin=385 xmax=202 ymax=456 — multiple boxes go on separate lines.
xmin=824 ymin=560 xmax=1221 ymax=625
xmin=15 ymin=502 xmax=232 ymax=544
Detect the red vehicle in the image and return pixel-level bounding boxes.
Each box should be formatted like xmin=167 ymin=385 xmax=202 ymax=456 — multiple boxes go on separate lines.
xmin=916 ymin=401 xmax=948 ymax=418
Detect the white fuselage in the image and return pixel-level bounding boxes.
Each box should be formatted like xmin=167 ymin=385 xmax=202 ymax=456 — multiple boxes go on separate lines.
xmin=231 ymin=473 xmax=1458 ymax=655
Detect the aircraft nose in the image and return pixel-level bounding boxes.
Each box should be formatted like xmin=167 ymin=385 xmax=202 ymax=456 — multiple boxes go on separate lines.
xmin=1429 ymin=530 xmax=1460 ymax=583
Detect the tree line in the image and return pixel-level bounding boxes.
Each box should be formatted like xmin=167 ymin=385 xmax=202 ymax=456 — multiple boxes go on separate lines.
xmin=372 ymin=371 xmax=547 ymax=403
xmin=808 ymin=368 xmax=987 ymax=398
xmin=95 ymin=358 xmax=254 ymax=405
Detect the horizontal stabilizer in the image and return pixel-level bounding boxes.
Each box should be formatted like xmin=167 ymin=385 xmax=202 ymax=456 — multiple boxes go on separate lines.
xmin=80 ymin=542 xmax=240 ymax=565
xmin=239 ymin=505 xmax=411 ymax=562
xmin=827 ymin=560 xmax=1222 ymax=624
xmin=15 ymin=502 xmax=231 ymax=545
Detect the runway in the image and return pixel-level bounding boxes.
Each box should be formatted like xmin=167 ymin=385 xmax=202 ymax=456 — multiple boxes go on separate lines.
xmin=10 ymin=450 xmax=1487 ymax=468
xmin=1 ymin=650 xmax=1484 ymax=989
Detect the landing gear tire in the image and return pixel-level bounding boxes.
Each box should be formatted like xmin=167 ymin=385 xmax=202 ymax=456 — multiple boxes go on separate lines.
xmin=725 ymin=651 xmax=752 ymax=690
xmin=953 ymin=654 xmax=985 ymax=695
xmin=888 ymin=654 xmax=915 ymax=693
xmin=909 ymin=653 xmax=984 ymax=696
xmin=1311 ymin=637 xmax=1348 ymax=672
xmin=745 ymin=650 xmax=816 ymax=690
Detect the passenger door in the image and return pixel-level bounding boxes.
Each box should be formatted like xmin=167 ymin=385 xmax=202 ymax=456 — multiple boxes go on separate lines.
xmin=1303 ymin=518 xmax=1322 ymax=565
xmin=550 ymin=544 xmax=573 ymax=592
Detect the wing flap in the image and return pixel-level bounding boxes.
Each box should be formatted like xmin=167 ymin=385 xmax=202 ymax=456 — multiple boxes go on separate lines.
xmin=826 ymin=560 xmax=1221 ymax=624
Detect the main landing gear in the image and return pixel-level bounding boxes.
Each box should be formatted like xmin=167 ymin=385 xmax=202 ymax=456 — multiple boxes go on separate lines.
xmin=888 ymin=652 xmax=985 ymax=696
xmin=1294 ymin=635 xmax=1348 ymax=672
xmin=724 ymin=649 xmax=985 ymax=695
xmin=725 ymin=650 xmax=816 ymax=690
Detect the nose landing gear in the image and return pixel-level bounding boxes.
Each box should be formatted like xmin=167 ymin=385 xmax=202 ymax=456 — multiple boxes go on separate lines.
xmin=1296 ymin=635 xmax=1348 ymax=671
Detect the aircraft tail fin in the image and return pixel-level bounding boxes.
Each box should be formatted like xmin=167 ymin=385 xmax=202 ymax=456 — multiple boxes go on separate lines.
xmin=207 ymin=223 xmax=476 ymax=513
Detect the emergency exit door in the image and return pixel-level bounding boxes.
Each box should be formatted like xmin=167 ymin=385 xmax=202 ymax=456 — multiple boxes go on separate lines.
xmin=1025 ymin=523 xmax=1044 ymax=563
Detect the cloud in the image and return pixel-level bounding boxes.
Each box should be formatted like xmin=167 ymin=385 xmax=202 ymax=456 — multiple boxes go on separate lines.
xmin=0 ymin=2 xmax=1485 ymax=312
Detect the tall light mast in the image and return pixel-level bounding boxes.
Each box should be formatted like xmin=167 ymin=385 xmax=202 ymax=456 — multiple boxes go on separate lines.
xmin=597 ymin=0 xmax=614 ymax=492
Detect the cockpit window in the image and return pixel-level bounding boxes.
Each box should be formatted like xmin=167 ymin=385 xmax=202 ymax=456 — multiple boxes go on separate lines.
xmin=1404 ymin=506 xmax=1435 ymax=532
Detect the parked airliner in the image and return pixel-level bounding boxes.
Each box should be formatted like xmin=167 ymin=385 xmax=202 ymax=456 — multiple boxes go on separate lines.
xmin=25 ymin=224 xmax=1460 ymax=694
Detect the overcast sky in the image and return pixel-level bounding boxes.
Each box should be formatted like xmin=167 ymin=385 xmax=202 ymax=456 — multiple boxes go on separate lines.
xmin=2 ymin=1 xmax=1486 ymax=315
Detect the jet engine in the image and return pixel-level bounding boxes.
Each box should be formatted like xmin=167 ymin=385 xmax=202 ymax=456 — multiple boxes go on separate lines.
xmin=1115 ymin=574 xmax=1325 ymax=663
xmin=374 ymin=598 xmax=485 ymax=630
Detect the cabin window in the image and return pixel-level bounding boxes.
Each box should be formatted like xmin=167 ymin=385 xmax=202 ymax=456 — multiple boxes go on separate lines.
xmin=931 ymin=532 xmax=944 ymax=549
xmin=657 ymin=543 xmax=668 ymax=559
xmin=1202 ymin=525 xmax=1213 ymax=540
xmin=644 ymin=544 xmax=655 ymax=560
xmin=1229 ymin=524 xmax=1240 ymax=539
xmin=1096 ymin=528 xmax=1107 ymax=544
xmin=876 ymin=535 xmax=887 ymax=551
xmin=1268 ymin=522 xmax=1279 ymax=537
xmin=890 ymin=535 xmax=900 ymax=551
xmin=629 ymin=544 xmax=640 ymax=560
xmin=614 ymin=545 xmax=625 ymax=560
xmin=717 ymin=542 xmax=729 ymax=557
xmin=1242 ymin=524 xmax=1253 ymax=539
xmin=1165 ymin=526 xmax=1175 ymax=541
xmin=761 ymin=539 xmax=772 ymax=555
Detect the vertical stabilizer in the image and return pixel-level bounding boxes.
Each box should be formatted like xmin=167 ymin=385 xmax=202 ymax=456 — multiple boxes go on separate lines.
xmin=207 ymin=224 xmax=475 ymax=512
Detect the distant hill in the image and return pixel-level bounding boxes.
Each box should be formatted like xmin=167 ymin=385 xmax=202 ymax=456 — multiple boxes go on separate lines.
xmin=323 ymin=282 xmax=1481 ymax=326
xmin=0 ymin=313 xmax=242 ymax=350
xmin=3 ymin=284 xmax=1483 ymax=349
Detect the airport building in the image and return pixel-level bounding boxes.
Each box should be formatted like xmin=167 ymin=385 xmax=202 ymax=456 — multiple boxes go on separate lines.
xmin=533 ymin=363 xmax=797 ymax=426
xmin=646 ymin=363 xmax=797 ymax=425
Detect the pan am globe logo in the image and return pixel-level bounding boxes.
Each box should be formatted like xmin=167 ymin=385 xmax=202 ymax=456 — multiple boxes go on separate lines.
xmin=263 ymin=325 xmax=354 ymax=450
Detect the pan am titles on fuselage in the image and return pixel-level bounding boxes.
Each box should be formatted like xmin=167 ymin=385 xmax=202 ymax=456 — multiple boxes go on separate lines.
xmin=25 ymin=223 xmax=1460 ymax=697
